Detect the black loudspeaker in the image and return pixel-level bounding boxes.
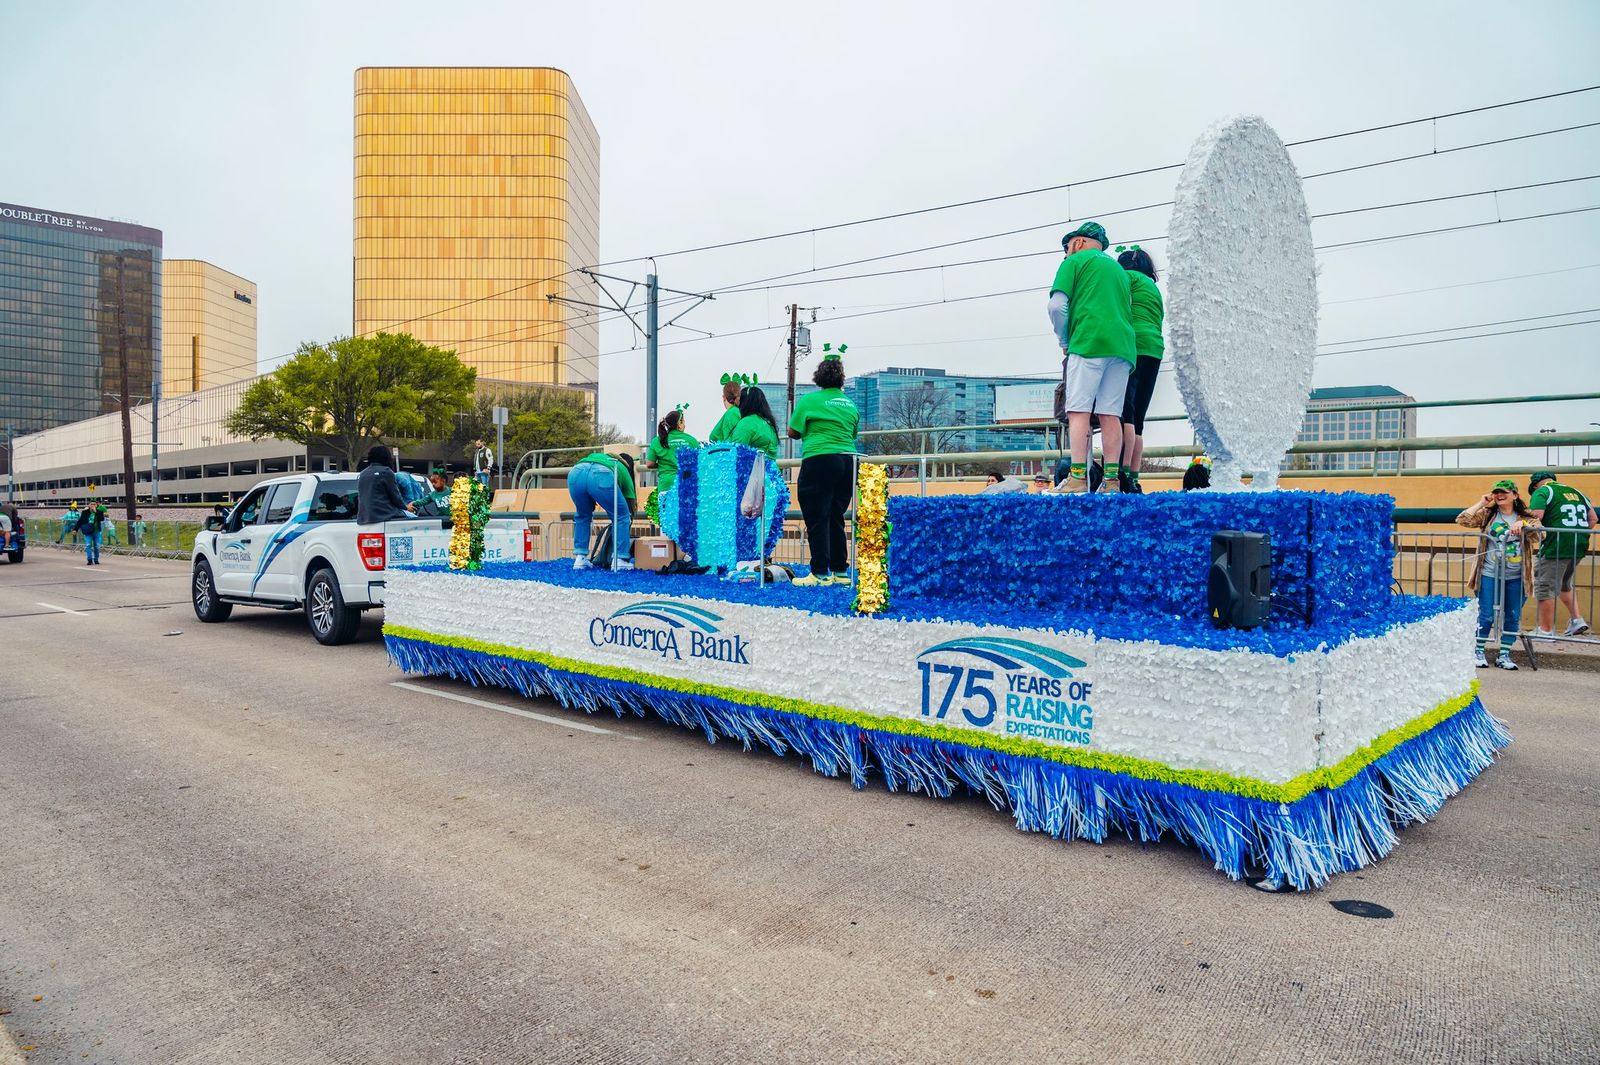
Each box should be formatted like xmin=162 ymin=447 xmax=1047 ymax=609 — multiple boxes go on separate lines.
xmin=1209 ymin=530 xmax=1272 ymax=630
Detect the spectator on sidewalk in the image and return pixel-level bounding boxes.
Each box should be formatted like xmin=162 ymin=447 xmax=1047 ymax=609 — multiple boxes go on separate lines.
xmin=980 ymin=467 xmax=1029 ymax=495
xmin=1457 ymin=479 xmax=1539 ymax=670
xmin=1046 ymin=221 xmax=1136 ymax=494
xmin=103 ymin=513 xmax=119 ymax=546
xmin=58 ymin=501 xmax=81 ymax=544
xmin=1526 ymin=470 xmax=1594 ymax=639
xmin=472 ymin=438 xmax=494 ymax=489
xmin=131 ymin=513 xmax=147 ymax=547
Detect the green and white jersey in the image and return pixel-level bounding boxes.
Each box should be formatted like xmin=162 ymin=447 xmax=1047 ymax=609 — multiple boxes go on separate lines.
xmin=1529 ymin=481 xmax=1593 ymax=558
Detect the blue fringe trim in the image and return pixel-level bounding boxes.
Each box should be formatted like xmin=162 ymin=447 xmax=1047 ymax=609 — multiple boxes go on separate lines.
xmin=386 ymin=634 xmax=1509 ymax=890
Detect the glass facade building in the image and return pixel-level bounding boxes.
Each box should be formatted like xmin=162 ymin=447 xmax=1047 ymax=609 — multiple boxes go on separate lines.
xmin=162 ymin=260 xmax=258 ymax=395
xmin=1290 ymin=385 xmax=1417 ymax=471
xmin=352 ymin=67 xmax=600 ymax=392
xmin=0 ymin=202 xmax=162 ymax=441
xmin=792 ymin=367 xmax=1050 ymax=453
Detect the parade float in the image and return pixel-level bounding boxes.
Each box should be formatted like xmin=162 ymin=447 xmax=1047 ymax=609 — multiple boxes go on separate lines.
xmin=384 ymin=116 xmax=1507 ymax=890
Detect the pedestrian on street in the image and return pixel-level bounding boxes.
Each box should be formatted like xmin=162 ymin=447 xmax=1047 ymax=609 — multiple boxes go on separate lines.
xmin=1526 ymin=469 xmax=1595 ymax=639
xmin=78 ymin=502 xmax=107 ymax=566
xmin=1046 ymin=221 xmax=1136 ymax=494
xmin=131 ymin=513 xmax=147 ymax=548
xmin=1457 ymin=479 xmax=1538 ymax=670
xmin=472 ymin=438 xmax=494 ymax=489
xmin=59 ymin=501 xmax=80 ymax=544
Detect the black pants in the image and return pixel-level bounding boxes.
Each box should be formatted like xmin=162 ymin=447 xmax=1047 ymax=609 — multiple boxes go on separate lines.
xmin=798 ymin=453 xmax=853 ymax=575
xmin=1121 ymin=354 xmax=1161 ymax=434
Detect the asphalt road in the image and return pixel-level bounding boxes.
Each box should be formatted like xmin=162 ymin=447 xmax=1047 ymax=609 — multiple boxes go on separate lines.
xmin=1 ymin=549 xmax=1597 ymax=1064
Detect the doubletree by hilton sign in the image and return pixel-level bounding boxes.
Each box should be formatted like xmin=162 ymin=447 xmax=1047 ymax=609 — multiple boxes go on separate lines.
xmin=0 ymin=202 xmax=162 ymax=247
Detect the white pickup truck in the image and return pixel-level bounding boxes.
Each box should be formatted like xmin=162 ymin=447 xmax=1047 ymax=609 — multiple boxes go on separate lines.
xmin=189 ymin=472 xmax=530 ymax=644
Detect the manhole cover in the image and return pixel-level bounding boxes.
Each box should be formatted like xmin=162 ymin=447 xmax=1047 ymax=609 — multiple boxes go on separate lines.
xmin=1330 ymin=899 xmax=1393 ymax=919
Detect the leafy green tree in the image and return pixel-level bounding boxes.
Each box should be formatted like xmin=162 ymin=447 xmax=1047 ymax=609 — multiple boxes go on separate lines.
xmin=225 ymin=333 xmax=476 ymax=468
xmin=447 ymin=386 xmax=627 ymax=478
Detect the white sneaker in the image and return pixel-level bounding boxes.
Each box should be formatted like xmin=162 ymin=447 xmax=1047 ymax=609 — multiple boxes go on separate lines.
xmin=1563 ymin=618 xmax=1590 ymax=637
xmin=1496 ymin=652 xmax=1518 ymax=671
xmin=1532 ymin=628 xmax=1556 ymax=640
xmin=1473 ymin=648 xmax=1488 ymax=668
xmin=611 ymin=560 xmax=635 ymax=572
xmin=573 ymin=556 xmax=595 ymax=571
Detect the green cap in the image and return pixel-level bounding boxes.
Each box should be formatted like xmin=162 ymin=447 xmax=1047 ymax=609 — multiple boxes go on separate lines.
xmin=1529 ymin=470 xmax=1556 ymax=491
xmin=1491 ymin=479 xmax=1517 ymax=493
xmin=1063 ymin=222 xmax=1109 ymax=249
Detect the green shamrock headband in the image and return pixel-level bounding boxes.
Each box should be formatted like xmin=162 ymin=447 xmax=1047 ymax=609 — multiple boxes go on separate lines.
xmin=1114 ymin=244 xmax=1142 ymax=253
xmin=673 ymin=402 xmax=690 ymax=414
xmin=821 ymin=342 xmax=847 ymax=361
xmin=719 ymin=372 xmax=759 ymax=386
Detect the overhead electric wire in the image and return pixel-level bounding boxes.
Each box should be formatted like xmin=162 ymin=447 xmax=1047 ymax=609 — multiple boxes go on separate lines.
xmin=1321 ymin=262 xmax=1600 ymax=305
xmin=583 ymin=85 xmax=1598 ymax=267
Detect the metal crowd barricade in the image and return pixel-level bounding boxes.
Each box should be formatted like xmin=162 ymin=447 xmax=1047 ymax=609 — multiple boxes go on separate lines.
xmin=1521 ymin=523 xmax=1598 ymax=660
xmin=1390 ymin=526 xmax=1542 ymax=666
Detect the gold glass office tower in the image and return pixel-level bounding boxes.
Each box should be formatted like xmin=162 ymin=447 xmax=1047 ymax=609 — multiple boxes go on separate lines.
xmin=353 ymin=67 xmax=600 ymax=391
xmin=162 ymin=260 xmax=258 ymax=396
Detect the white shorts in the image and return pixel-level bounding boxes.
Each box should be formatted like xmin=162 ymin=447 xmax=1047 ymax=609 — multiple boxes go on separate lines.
xmin=1061 ymin=353 xmax=1131 ymax=416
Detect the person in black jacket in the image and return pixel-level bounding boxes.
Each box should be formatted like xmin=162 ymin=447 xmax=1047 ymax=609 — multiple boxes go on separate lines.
xmin=357 ymin=444 xmax=409 ymax=524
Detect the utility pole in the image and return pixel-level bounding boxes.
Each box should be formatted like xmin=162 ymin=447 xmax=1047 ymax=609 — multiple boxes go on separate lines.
xmin=785 ymin=304 xmax=799 ymax=459
xmin=114 ymin=256 xmax=138 ymax=529
xmin=645 ymin=273 xmax=659 ymax=445
xmin=4 ymin=424 xmax=13 ymax=504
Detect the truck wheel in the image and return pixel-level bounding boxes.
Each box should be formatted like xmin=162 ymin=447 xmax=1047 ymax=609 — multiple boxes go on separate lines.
xmin=192 ymin=559 xmax=232 ymax=622
xmin=306 ymin=567 xmax=361 ymax=645
xmin=6 ymin=548 xmax=21 ymax=564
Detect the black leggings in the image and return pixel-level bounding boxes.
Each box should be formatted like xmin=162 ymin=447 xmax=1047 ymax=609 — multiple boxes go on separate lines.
xmin=798 ymin=453 xmax=853 ymax=575
xmin=1121 ymin=354 xmax=1161 ymax=434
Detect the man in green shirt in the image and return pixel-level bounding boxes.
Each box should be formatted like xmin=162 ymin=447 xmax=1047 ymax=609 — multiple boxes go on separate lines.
xmin=1046 ymin=221 xmax=1136 ymax=493
xmin=1527 ymin=470 xmax=1595 ymax=637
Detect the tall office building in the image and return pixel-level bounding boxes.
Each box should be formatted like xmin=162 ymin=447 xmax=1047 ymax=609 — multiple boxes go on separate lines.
xmin=793 ymin=366 xmax=1049 ymax=453
xmin=352 ymin=67 xmax=600 ymax=393
xmin=162 ymin=260 xmax=258 ymax=395
xmin=0 ymin=202 xmax=162 ymax=440
xmin=1290 ymin=385 xmax=1417 ymax=471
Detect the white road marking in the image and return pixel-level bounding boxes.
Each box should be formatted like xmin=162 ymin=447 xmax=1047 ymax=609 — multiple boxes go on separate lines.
xmin=35 ymin=601 xmax=90 ymax=616
xmin=391 ymin=680 xmax=638 ymax=739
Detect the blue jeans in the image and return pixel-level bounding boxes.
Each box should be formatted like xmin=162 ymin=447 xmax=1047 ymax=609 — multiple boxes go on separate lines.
xmin=569 ymin=463 xmax=630 ymax=565
xmin=83 ymin=530 xmax=102 ymax=563
xmin=1476 ymin=574 xmax=1524 ymax=651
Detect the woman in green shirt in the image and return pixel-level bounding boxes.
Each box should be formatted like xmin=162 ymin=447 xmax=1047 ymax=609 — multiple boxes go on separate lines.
xmin=645 ymin=409 xmax=700 ymax=496
xmin=730 ymin=385 xmax=780 ymax=460
xmin=787 ymin=352 xmax=859 ymax=586
xmin=569 ymin=451 xmax=637 ymax=571
xmin=1117 ymin=247 xmax=1165 ymax=493
xmin=709 ymin=378 xmax=742 ymax=442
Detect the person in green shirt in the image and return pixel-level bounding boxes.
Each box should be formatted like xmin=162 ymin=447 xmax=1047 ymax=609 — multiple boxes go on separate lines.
xmin=709 ymin=376 xmax=743 ymax=443
xmin=406 ymin=469 xmax=453 ymax=517
xmin=1115 ymin=246 xmax=1165 ymax=493
xmin=569 ymin=451 xmax=637 ymax=571
xmin=787 ymin=347 xmax=859 ymax=586
xmin=1527 ymin=470 xmax=1595 ymax=638
xmin=730 ymin=385 xmax=780 ymax=460
xmin=1046 ymin=221 xmax=1136 ymax=494
xmin=644 ymin=408 xmax=700 ymax=496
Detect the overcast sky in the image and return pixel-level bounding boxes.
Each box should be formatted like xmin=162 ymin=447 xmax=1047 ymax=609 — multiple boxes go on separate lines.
xmin=4 ymin=0 xmax=1597 ymax=466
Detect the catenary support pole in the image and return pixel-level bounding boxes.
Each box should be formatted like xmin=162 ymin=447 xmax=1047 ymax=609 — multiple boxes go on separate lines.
xmin=645 ymin=273 xmax=659 ymax=447
xmin=115 ymin=256 xmax=137 ymax=530
xmin=785 ymin=303 xmax=798 ymax=460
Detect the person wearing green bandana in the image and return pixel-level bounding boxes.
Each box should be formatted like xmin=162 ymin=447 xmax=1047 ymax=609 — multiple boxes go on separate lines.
xmin=645 ymin=408 xmax=700 ymax=496
xmin=1046 ymin=221 xmax=1136 ymax=494
xmin=710 ymin=376 xmax=743 ymax=443
xmin=730 ymin=385 xmax=781 ymax=460
xmin=1527 ymin=470 xmax=1595 ymax=638
xmin=1115 ymin=246 xmax=1165 ymax=494
xmin=569 ymin=451 xmax=637 ymax=571
xmin=788 ymin=347 xmax=859 ymax=586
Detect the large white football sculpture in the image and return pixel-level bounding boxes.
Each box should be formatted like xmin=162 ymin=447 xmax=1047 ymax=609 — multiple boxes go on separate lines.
xmin=1167 ymin=115 xmax=1318 ymax=490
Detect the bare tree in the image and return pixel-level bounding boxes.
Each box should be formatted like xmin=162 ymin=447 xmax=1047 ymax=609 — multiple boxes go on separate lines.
xmin=862 ymin=383 xmax=966 ymax=474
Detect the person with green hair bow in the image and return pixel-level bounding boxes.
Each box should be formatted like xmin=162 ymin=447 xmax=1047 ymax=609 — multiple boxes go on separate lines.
xmin=710 ymin=373 xmax=747 ymax=442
